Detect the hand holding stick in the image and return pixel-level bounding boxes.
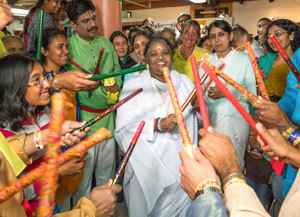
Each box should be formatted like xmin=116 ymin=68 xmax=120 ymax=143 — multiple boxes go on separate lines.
xmin=112 ymin=121 xmax=145 ymax=185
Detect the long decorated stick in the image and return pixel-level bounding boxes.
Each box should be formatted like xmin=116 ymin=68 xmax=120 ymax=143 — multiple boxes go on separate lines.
xmin=245 ymin=42 xmax=269 ymax=99
xmin=181 ymin=62 xmax=224 ymax=112
xmin=163 ymin=67 xmax=194 ymax=158
xmin=201 ymin=62 xmax=285 ymax=176
xmin=36 ymin=10 xmax=44 ymax=60
xmin=89 ymin=48 xmax=105 ymax=97
xmin=0 ymin=128 xmax=111 ymax=204
xmin=269 ymin=35 xmax=300 ymax=82
xmin=88 ymin=64 xmax=148 ymax=81
xmin=95 ymin=48 xmax=104 ymax=76
xmin=70 ymin=88 xmax=143 ymax=135
xmin=191 ymin=56 xmax=210 ymax=129
xmin=181 ymin=73 xmax=209 ymax=112
xmin=37 ymin=93 xmax=65 ymax=217
xmin=201 ymin=58 xmax=259 ymax=102
xmin=68 ymin=58 xmax=91 ymax=74
xmin=112 ymin=121 xmax=145 ymax=185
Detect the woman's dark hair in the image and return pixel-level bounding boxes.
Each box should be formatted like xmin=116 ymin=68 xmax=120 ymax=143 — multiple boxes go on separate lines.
xmin=208 ymin=20 xmax=232 ymax=35
xmin=264 ymin=19 xmax=300 ymax=53
xmin=0 ymin=54 xmax=44 ymax=131
xmin=144 ymin=36 xmax=175 ymax=60
xmin=109 ymin=31 xmax=128 ymax=44
xmin=131 ymin=30 xmax=154 ymax=46
xmin=29 ymin=28 xmax=67 ymax=64
xmin=142 ymin=25 xmax=156 ymax=34
xmin=198 ymin=35 xmax=210 ymax=48
xmin=181 ymin=20 xmax=201 ymax=38
xmin=128 ymin=26 xmax=142 ymax=45
xmin=23 ymin=0 xmax=44 ymax=37
xmin=66 ymin=0 xmax=95 ymax=23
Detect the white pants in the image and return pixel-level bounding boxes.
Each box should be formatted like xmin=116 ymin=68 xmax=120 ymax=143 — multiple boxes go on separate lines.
xmin=210 ymin=113 xmax=249 ymax=170
xmin=59 ymin=137 xmax=116 ymax=211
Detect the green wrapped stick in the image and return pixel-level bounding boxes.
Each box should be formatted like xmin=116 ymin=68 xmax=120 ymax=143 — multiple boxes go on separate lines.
xmin=88 ymin=64 xmax=148 ymax=81
xmin=36 ymin=10 xmax=44 ymax=60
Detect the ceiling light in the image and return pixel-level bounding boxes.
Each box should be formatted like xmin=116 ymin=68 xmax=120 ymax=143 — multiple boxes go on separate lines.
xmin=190 ymin=0 xmax=206 ymax=3
xmin=11 ymin=8 xmax=29 ymax=17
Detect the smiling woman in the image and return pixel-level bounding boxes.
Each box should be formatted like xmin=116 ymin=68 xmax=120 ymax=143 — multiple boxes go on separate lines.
xmin=115 ymin=37 xmax=198 ymax=217
xmin=173 ymin=19 xmax=210 ymax=82
xmin=110 ymin=30 xmax=137 ymax=70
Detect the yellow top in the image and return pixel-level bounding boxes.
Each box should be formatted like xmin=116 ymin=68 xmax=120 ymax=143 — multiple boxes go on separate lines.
xmin=0 ymin=132 xmax=26 ymax=176
xmin=265 ymin=63 xmax=289 ymax=98
xmin=173 ymin=45 xmax=210 ymax=82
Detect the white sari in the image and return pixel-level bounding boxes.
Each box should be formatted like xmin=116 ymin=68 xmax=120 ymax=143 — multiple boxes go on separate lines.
xmin=115 ymin=69 xmax=197 ymax=217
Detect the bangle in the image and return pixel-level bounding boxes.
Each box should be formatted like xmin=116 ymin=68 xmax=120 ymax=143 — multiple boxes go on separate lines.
xmin=51 ymin=75 xmax=60 ymax=91
xmin=288 ymin=128 xmax=300 ymax=147
xmin=34 ymin=130 xmax=44 ymax=150
xmin=282 ymin=126 xmax=297 ymax=139
xmin=157 ymin=118 xmax=163 ymax=131
xmin=194 ymin=179 xmax=222 ymax=199
xmin=222 ymin=173 xmax=246 ymax=188
xmin=223 ymin=178 xmax=247 ymax=191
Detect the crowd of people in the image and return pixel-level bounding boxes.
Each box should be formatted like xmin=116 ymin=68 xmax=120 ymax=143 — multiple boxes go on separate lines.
xmin=0 ymin=0 xmax=300 ymax=216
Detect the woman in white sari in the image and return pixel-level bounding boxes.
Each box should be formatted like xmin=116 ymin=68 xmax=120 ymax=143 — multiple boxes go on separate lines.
xmin=200 ymin=20 xmax=257 ymax=169
xmin=115 ymin=37 xmax=198 ymax=217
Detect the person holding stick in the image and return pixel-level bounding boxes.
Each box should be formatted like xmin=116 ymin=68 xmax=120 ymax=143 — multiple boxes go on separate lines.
xmin=115 ymin=37 xmax=198 ymax=217
xmin=0 ymin=54 xmax=89 ymax=214
xmin=65 ymin=0 xmax=122 ymax=206
xmin=23 ymin=0 xmax=61 ymax=52
xmin=259 ymin=19 xmax=300 ymax=102
xmin=200 ymin=20 xmax=256 ymax=170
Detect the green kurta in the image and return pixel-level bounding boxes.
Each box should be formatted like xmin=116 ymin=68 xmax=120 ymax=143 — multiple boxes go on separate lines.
xmin=66 ymin=34 xmax=122 ymax=136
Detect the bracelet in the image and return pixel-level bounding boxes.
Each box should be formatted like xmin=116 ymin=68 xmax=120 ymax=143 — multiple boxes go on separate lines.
xmin=157 ymin=118 xmax=163 ymax=131
xmin=194 ymin=179 xmax=222 ymax=199
xmin=222 ymin=173 xmax=246 ymax=188
xmin=282 ymin=125 xmax=297 ymax=139
xmin=34 ymin=130 xmax=44 ymax=150
xmin=223 ymin=178 xmax=247 ymax=191
xmin=288 ymin=128 xmax=300 ymax=147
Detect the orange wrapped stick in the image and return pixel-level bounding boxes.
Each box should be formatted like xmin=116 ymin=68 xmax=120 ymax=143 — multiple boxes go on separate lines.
xmin=181 ymin=73 xmax=210 ymax=112
xmin=201 ymin=58 xmax=259 ymax=102
xmin=0 ymin=128 xmax=111 ymax=204
xmin=245 ymin=42 xmax=269 ymax=99
xmin=38 ymin=93 xmax=65 ymax=217
xmin=163 ymin=67 xmax=194 ymax=158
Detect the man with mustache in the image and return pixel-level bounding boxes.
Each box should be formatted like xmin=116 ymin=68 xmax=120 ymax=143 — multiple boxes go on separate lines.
xmin=65 ymin=0 xmax=122 ymax=209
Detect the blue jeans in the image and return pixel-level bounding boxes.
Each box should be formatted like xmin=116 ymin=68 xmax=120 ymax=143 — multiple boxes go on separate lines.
xmin=246 ymin=176 xmax=273 ymax=211
xmin=272 ymin=174 xmax=284 ymax=205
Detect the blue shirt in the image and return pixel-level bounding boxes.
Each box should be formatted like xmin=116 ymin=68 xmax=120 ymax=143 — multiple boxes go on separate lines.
xmin=278 ymin=47 xmax=300 ymax=196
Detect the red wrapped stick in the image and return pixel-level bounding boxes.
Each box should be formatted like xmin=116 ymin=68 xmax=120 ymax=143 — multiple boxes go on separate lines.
xmin=112 ymin=121 xmax=145 ymax=185
xmin=202 ymin=58 xmax=259 ymax=102
xmin=191 ymin=56 xmax=210 ymax=129
xmin=163 ymin=67 xmax=194 ymax=158
xmin=68 ymin=58 xmax=90 ymax=74
xmin=95 ymin=48 xmax=104 ymax=75
xmin=245 ymin=42 xmax=269 ymax=99
xmin=201 ymin=62 xmax=285 ymax=176
xmin=0 ymin=128 xmax=111 ymax=204
xmin=269 ymin=35 xmax=300 ymax=82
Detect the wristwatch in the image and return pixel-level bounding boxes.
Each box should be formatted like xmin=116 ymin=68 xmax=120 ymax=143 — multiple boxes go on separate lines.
xmin=195 ymin=186 xmax=223 ymax=199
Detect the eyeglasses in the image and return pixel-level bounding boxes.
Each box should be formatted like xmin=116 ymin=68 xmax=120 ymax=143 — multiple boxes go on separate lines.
xmin=27 ymin=73 xmax=52 ymax=87
xmin=267 ymin=31 xmax=288 ymax=39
